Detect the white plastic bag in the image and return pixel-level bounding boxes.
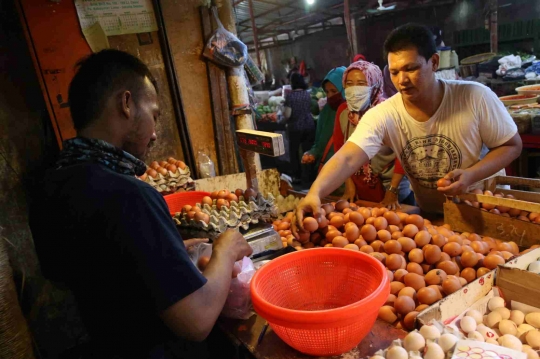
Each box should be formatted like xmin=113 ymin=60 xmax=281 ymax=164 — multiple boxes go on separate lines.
xmin=197 ymin=151 xmax=215 ymax=179
xmin=221 ymin=256 xmax=256 ymax=320
xmin=203 ymin=7 xmax=247 ymax=68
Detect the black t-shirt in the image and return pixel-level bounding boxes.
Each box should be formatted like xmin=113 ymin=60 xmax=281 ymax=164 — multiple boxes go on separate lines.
xmin=30 ymin=163 xmax=207 ymax=358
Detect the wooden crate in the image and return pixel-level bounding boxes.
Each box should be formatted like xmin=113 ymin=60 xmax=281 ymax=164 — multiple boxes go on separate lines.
xmin=444 ymin=176 xmax=540 ymax=248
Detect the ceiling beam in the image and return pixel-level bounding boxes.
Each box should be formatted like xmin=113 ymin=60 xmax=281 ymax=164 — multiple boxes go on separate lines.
xmin=237 ymin=0 xmax=297 ymax=27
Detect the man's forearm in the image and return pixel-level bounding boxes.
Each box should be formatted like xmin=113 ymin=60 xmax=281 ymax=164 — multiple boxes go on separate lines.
xmin=309 ymin=142 xmax=369 ymax=198
xmin=468 ymin=138 xmax=522 ymax=184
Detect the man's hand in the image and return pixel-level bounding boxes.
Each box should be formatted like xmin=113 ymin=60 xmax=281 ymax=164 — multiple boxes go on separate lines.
xmin=212 ymin=229 xmax=252 ymax=262
xmin=437 ymin=169 xmax=474 ymax=196
xmin=341 ymin=178 xmax=356 ymax=203
xmin=183 ymin=238 xmax=209 ymax=253
xmin=292 ymin=193 xmax=322 ymax=238
xmin=381 ymin=191 xmax=401 ymax=210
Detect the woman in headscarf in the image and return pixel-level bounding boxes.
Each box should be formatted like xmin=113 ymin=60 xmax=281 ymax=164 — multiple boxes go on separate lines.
xmin=302 ymin=66 xmax=346 ymax=171
xmin=333 ymin=60 xmax=413 ymax=209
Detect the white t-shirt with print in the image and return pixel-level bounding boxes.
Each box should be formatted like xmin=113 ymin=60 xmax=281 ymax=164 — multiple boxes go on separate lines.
xmin=348 ymin=80 xmax=518 ymax=213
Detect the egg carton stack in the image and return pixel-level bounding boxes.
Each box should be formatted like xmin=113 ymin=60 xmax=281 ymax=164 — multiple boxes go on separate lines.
xmin=141 ymin=167 xmax=195 ymax=195
xmin=275 ymin=194 xmax=300 ymax=214
xmin=173 ymin=194 xmax=278 ymax=234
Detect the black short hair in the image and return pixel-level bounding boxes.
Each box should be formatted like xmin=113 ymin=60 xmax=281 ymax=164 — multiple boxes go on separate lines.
xmin=290 ymin=72 xmax=307 ymax=90
xmin=430 ymin=26 xmax=443 ymax=47
xmin=384 ymin=23 xmax=437 ymax=63
xmin=68 ymin=49 xmax=157 ymax=131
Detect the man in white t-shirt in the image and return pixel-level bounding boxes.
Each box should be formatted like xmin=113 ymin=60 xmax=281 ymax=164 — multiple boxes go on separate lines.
xmin=294 ymin=23 xmax=522 ymax=226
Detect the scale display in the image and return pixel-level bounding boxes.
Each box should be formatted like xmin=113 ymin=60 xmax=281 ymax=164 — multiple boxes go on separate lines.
xmin=236 ymin=129 xmax=285 ymax=157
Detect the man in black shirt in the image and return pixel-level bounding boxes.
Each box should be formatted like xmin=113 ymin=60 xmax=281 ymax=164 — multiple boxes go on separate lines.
xmin=30 ymin=49 xmax=252 ymax=358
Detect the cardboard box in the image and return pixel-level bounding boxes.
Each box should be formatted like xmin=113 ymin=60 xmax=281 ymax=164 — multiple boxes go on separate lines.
xmin=417 ymin=248 xmax=540 ymax=327
xmin=496 ymin=248 xmax=540 ymax=309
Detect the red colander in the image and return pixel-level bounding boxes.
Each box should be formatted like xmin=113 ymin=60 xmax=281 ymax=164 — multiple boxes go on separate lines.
xmin=163 ymin=191 xmax=210 ymax=216
xmin=250 ymin=248 xmax=390 ymax=356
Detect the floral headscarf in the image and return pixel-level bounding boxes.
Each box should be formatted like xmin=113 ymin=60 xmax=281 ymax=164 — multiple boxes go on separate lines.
xmin=342 ymin=60 xmax=386 ymax=116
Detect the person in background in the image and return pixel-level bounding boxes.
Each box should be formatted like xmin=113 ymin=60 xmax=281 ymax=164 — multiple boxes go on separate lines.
xmin=302 ymin=66 xmax=347 ymax=172
xmin=333 ymin=60 xmax=413 ymax=208
xmin=30 ymin=49 xmax=252 ymax=359
xmin=283 ymin=72 xmax=316 ymax=184
xmin=430 ymin=26 xmax=445 ymax=48
xmin=383 ymin=64 xmax=398 ymax=98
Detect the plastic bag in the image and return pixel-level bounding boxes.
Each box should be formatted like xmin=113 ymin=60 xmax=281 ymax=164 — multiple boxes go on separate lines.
xmin=203 ymin=7 xmax=247 ymax=68
xmin=221 ymin=256 xmax=256 ymax=319
xmin=197 ymin=151 xmax=215 ymax=179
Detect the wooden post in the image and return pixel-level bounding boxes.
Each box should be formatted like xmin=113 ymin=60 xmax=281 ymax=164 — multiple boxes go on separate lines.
xmin=217 ymin=3 xmax=262 ymax=191
xmin=247 ymin=0 xmax=262 ymax=67
xmin=490 ymin=0 xmax=498 ymax=54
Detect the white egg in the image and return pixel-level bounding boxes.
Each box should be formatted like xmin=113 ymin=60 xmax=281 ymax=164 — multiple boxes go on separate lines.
xmin=478 ymin=324 xmax=500 ymax=341
xmin=526 ymin=330 xmax=540 ymax=348
xmin=403 ymin=332 xmax=426 ymax=352
xmin=494 ymin=307 xmax=511 ymax=320
xmin=424 ymin=342 xmax=445 ymax=359
xmin=488 ymin=297 xmax=506 ymax=311
xmin=461 ymin=316 xmax=478 ymax=333
xmin=420 ymin=325 xmax=442 ymax=340
xmin=370 ymin=356 xmax=386 ymax=359
xmin=486 ymin=312 xmax=503 ymax=328
xmin=468 ymin=331 xmax=485 ymax=342
xmin=439 ymin=333 xmax=459 ymax=353
xmin=511 ymin=311 xmax=526 ymax=326
xmin=387 ymin=345 xmax=408 ymax=359
xmin=466 ymin=309 xmax=484 ymax=325
xmin=499 ymin=334 xmax=523 ymax=351
xmin=528 ymin=261 xmax=540 ymax=274
xmin=523 ymin=348 xmax=540 ymax=359
xmin=499 ymin=319 xmax=518 ymax=336
xmin=409 ymin=351 xmax=423 ymax=359
xmin=519 ymin=324 xmax=537 ymax=336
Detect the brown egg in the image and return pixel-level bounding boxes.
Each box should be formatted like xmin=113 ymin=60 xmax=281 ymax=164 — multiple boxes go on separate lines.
xmin=157 ymin=167 xmax=168 ymax=176
xmin=159 ymin=160 xmax=168 ymax=167
xmin=508 ymin=207 xmax=521 ymax=217
xmin=371 ymin=208 xmax=382 ymax=217
xmin=477 ymin=267 xmax=491 ymax=277
xmin=403 ymin=311 xmax=419 ymax=331
xmin=414 ymin=230 xmax=432 ymax=248
xmin=186 ymin=211 xmax=196 ymax=220
xmin=358 ymin=207 xmax=371 ymax=219
xmin=407 ymin=262 xmax=424 ymax=276
xmin=394 ymin=269 xmax=408 ymax=282
xmin=403 ymin=224 xmax=420 ymax=238
xmin=387 ymin=225 xmax=400 ymax=233
xmin=383 ymin=240 xmax=402 ymax=254
xmin=404 ymin=273 xmax=426 ymax=291
xmin=325 ymin=230 xmax=342 ymax=241
xmin=298 ymin=231 xmax=310 ymax=243
xmin=194 ymin=212 xmax=210 ymax=224
xmin=147 ymin=168 xmax=158 ymax=178
xmin=395 ymin=295 xmax=416 ymax=316
xmin=201 ymin=196 xmax=213 ymax=207
xmin=150 ymin=161 xmax=160 ymax=169
xmin=448 ymin=235 xmax=464 ymax=245
xmin=421 ymin=263 xmax=433 ymax=274
xmin=397 ymin=212 xmax=409 ymax=224
xmin=383 ymin=211 xmax=401 ymax=226
xmin=378 ymin=306 xmax=398 ymax=323
xmin=406 ymin=214 xmax=425 ymax=229
xmin=508 ymin=241 xmax=519 ymax=255
xmin=342 ymin=208 xmax=353 ymax=216
xmin=371 ymin=240 xmax=385 ymax=252
xmin=417 ymin=287 xmax=439 ymax=305
xmin=461 ymin=267 xmax=476 ymax=283
xmin=431 ymin=234 xmax=446 ymax=248
xmin=409 ymin=248 xmax=424 ymax=264
xmin=310 ymin=232 xmax=322 ymax=244
xmin=343 ymin=224 xmax=359 ymax=242
xmin=437 ymin=260 xmax=459 ymax=275
xmin=470 ymin=241 xmax=488 ymax=254
xmin=484 ymin=254 xmax=505 ymax=269
xmin=398 ymin=237 xmax=416 ymax=252
xmin=182 ymin=205 xmax=193 ymax=213
xmin=277 ymin=222 xmax=290 ymax=231
xmin=439 ymin=252 xmax=451 ymax=263
xmin=443 ymin=242 xmax=463 ymax=257
xmin=398 ymin=286 xmax=417 ymax=300
xmin=349 ymin=212 xmax=365 ymax=226
xmin=392 ymin=231 xmax=404 ymax=240
xmin=374 ymin=217 xmax=389 ymax=231
xmin=416 ymin=304 xmax=429 ymax=312
xmin=424 ymin=245 xmax=442 ymax=264
xmin=139 ymin=173 xmax=148 ymax=181
xmin=361 ymin=224 xmax=377 ymax=242
xmin=226 ymin=193 xmax=238 ymax=203
xmin=365 ymin=217 xmax=376 ymax=225
xmin=303 ymin=217 xmax=319 ymax=232
xmin=360 ymin=245 xmax=374 ymax=254
xmin=461 ymin=250 xmax=479 ymax=268
xmin=321 ymin=203 xmax=335 ymax=215
xmin=192 ymin=206 xmax=202 ymax=213
xmin=425 ymin=269 xmax=447 ymax=285
xmin=442 ymin=276 xmax=462 ymax=295
xmin=334 ymin=200 xmax=350 ymax=212
xmin=318 ymin=217 xmax=329 ymax=229
xmin=355 ymin=238 xmax=367 ymax=247
xmin=332 ymin=236 xmax=349 ymax=248
xmin=390 ymin=281 xmax=406 ymax=295
xmin=387 ymin=254 xmax=404 ymax=270
xmin=497 ymin=242 xmax=513 ymax=253
xmin=377 ymin=230 xmax=391 ymax=243
xmin=244 ymin=187 xmax=258 ymax=199
xmin=371 ymin=252 xmax=386 ymax=265
xmin=329 ymin=215 xmax=345 ymax=229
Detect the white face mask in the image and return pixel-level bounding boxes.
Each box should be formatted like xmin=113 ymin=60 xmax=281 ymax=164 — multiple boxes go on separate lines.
xmin=345 ymin=86 xmax=372 ymax=112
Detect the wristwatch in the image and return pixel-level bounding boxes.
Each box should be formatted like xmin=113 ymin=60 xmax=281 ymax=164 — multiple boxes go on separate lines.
xmin=388 ymin=186 xmax=398 ymax=194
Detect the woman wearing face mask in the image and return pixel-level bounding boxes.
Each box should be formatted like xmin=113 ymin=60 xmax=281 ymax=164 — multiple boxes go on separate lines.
xmin=333 ymin=61 xmax=414 ymax=209
xmin=302 ymin=67 xmax=346 ymax=171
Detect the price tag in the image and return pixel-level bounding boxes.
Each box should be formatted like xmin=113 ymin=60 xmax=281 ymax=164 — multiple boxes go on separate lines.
xmin=236 ymin=130 xmax=285 ymax=157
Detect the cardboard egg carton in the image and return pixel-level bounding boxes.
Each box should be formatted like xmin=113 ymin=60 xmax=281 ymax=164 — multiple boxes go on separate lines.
xmin=173 ymin=194 xmax=278 ymax=234
xmin=142 ymin=166 xmax=194 ymax=194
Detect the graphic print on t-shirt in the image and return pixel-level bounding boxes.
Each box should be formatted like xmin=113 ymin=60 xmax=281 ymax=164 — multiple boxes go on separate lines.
xmin=401 ymin=134 xmax=462 ymax=188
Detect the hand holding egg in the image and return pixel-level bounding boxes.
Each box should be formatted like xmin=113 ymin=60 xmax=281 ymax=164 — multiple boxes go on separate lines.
xmin=437 ymin=169 xmax=474 ymax=196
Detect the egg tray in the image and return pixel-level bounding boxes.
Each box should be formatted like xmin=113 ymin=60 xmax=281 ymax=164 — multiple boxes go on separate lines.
xmin=173 ymin=194 xmax=278 ymax=235
xmin=142 ymin=166 xmax=195 ymax=194
xmin=275 ymin=194 xmax=301 ymax=214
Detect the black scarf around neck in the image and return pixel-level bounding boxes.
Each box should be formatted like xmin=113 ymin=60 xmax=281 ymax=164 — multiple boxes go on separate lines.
xmin=56 ymin=137 xmax=147 ymax=176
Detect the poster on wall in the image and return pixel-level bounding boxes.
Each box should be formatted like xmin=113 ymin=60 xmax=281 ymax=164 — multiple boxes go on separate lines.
xmin=74 ymin=0 xmax=158 ymax=36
